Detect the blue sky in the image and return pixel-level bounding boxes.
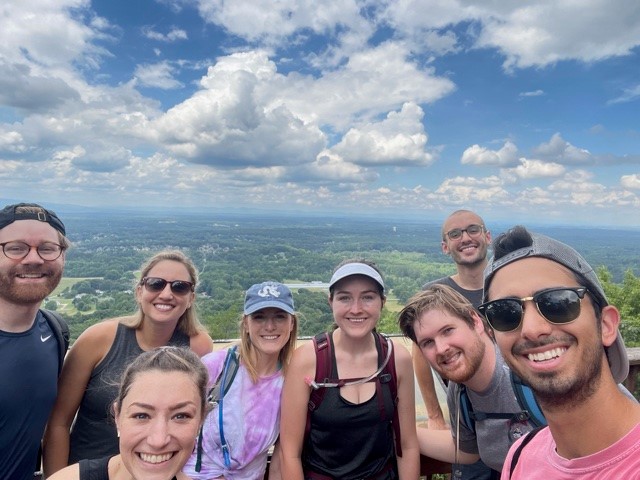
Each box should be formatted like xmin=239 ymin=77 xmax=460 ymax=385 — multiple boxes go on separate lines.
xmin=1 ymin=0 xmax=639 ymax=226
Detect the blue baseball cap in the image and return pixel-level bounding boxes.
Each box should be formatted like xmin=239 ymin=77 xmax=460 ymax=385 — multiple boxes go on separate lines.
xmin=244 ymin=282 xmax=295 ymax=315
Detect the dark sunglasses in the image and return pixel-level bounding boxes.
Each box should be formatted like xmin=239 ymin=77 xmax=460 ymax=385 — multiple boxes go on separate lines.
xmin=141 ymin=277 xmax=194 ymax=296
xmin=478 ymin=287 xmax=588 ymax=333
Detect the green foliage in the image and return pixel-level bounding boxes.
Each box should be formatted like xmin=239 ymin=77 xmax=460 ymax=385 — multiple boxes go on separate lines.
xmin=598 ymin=266 xmax=640 ymax=347
xmin=53 ymin=213 xmax=640 ymax=345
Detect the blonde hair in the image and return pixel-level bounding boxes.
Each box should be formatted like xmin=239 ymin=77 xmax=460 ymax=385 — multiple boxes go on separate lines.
xmin=119 ymin=250 xmax=206 ymax=336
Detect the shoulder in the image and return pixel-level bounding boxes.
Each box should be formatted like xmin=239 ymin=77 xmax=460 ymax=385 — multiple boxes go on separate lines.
xmin=390 ymin=338 xmax=412 ymax=367
xmin=287 ymin=340 xmax=317 ymax=376
xmin=47 ymin=462 xmax=80 ymax=480
xmin=422 ymin=277 xmax=450 ymax=290
xmin=71 ymin=319 xmax=119 ymax=359
xmin=200 ymin=349 xmax=228 ymax=374
xmin=190 ymin=330 xmax=214 ymax=356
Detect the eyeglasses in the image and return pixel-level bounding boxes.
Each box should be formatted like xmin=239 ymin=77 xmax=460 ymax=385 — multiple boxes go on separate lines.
xmin=478 ymin=287 xmax=588 ymax=332
xmin=0 ymin=241 xmax=65 ymax=261
xmin=445 ymin=224 xmax=484 ymax=241
xmin=141 ymin=277 xmax=194 ymax=296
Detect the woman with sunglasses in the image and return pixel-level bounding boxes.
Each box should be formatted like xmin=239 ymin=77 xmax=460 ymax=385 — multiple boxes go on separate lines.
xmin=48 ymin=346 xmax=208 ymax=480
xmin=182 ymin=281 xmax=297 ymax=480
xmin=279 ymin=260 xmax=420 ymax=480
xmin=43 ymin=251 xmax=213 ymax=477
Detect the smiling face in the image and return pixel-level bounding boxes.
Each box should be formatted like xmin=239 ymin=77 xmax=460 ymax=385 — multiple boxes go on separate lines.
xmin=115 ymin=369 xmax=203 ymax=480
xmin=329 ymin=275 xmax=385 ymax=338
xmin=441 ymin=211 xmax=490 ymax=267
xmin=414 ymin=307 xmax=486 ymax=384
xmin=244 ymin=307 xmax=295 ymax=357
xmin=487 ymin=257 xmax=610 ymax=406
xmin=0 ymin=219 xmax=64 ymax=306
xmin=136 ymin=260 xmax=195 ymax=327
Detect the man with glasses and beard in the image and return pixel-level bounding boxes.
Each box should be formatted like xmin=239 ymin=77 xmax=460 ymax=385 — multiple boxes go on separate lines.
xmin=0 ymin=203 xmax=69 ymax=480
xmin=481 ymin=225 xmax=639 ymax=478
xmin=413 ymin=210 xmax=498 ymax=479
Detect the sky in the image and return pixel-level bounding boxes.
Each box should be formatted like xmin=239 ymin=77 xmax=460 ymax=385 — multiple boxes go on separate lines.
xmin=1 ymin=0 xmax=639 ymax=227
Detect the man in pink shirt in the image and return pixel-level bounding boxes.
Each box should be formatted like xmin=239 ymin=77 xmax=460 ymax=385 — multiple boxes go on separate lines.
xmin=480 ymin=225 xmax=640 ymax=479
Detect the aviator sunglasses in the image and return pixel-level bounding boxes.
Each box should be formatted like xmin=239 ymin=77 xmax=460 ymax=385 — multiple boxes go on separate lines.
xmin=478 ymin=286 xmax=588 ymax=333
xmin=141 ymin=276 xmax=194 ymax=296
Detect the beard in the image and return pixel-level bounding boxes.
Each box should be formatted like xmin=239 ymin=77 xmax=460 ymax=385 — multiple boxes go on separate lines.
xmin=436 ymin=335 xmax=486 ymax=384
xmin=0 ymin=264 xmax=63 ymax=305
xmin=510 ymin=336 xmax=604 ymax=410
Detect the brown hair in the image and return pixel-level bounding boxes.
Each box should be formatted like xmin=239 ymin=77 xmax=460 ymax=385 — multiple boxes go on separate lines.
xmin=114 ymin=346 xmax=208 ymax=418
xmin=398 ymin=283 xmax=490 ymax=343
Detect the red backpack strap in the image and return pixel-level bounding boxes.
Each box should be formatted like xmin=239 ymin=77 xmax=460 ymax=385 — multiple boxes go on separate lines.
xmin=305 ymin=332 xmax=332 ymax=441
xmin=376 ymin=332 xmax=402 ymax=457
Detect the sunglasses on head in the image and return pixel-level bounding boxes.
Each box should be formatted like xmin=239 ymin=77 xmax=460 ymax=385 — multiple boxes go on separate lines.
xmin=141 ymin=277 xmax=194 ymax=296
xmin=478 ymin=286 xmax=588 ymax=333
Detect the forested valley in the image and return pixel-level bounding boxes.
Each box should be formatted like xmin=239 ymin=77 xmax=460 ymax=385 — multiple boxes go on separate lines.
xmin=49 ymin=211 xmax=640 ymax=346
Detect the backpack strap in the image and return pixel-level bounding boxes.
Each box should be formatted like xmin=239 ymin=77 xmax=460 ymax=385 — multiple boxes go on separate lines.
xmin=508 ymin=426 xmax=545 ymax=478
xmin=511 ymin=372 xmax=547 ymax=428
xmin=195 ymin=346 xmax=240 ymax=473
xmin=39 ymin=309 xmax=70 ymax=376
xmin=376 ymin=332 xmax=402 ymax=457
xmin=305 ymin=332 xmax=332 ymax=441
xmin=457 ymin=384 xmax=476 ymax=433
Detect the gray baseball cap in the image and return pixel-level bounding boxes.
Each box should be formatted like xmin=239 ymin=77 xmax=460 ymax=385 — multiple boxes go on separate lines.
xmin=244 ymin=281 xmax=295 ymax=315
xmin=483 ymin=231 xmax=629 ymax=384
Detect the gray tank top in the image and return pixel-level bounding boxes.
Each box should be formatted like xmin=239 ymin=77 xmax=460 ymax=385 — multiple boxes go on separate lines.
xmin=69 ymin=322 xmax=189 ymax=463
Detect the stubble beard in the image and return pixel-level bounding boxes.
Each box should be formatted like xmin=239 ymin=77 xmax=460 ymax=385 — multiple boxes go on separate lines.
xmin=512 ymin=340 xmax=604 ymax=410
xmin=0 ymin=265 xmax=63 ymax=305
xmin=438 ymin=336 xmax=486 ymax=384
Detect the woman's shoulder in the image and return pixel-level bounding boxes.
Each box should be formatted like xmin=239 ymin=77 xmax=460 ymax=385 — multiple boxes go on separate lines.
xmin=190 ymin=329 xmax=214 ymax=356
xmin=71 ymin=319 xmax=120 ymax=356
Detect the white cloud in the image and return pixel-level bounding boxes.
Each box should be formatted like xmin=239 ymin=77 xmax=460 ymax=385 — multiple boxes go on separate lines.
xmin=533 ymin=133 xmax=592 ymax=164
xmin=475 ymin=1 xmax=640 ymax=70
xmin=608 ymin=84 xmax=640 ymax=105
xmin=621 ymin=174 xmax=640 ymax=190
xmin=461 ymin=140 xmax=519 ymax=167
xmin=330 ymin=103 xmax=435 ymax=166
xmin=142 ymin=26 xmax=188 ymax=42
xmin=134 ymin=61 xmax=184 ymax=89
xmin=519 ymin=89 xmax=544 ymax=98
xmin=512 ymin=159 xmax=565 ymax=179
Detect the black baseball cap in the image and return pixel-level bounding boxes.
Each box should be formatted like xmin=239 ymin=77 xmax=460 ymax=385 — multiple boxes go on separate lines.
xmin=0 ymin=203 xmax=66 ymax=236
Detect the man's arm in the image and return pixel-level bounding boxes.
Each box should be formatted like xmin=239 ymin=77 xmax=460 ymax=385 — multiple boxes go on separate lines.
xmin=417 ymin=427 xmax=480 ymax=464
xmin=412 ymin=343 xmax=447 ymax=430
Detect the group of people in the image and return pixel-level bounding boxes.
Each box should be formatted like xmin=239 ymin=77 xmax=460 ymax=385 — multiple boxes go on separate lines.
xmin=1 ymin=201 xmax=638 ymax=480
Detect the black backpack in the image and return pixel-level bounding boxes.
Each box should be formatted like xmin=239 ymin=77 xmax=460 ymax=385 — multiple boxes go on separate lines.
xmin=40 ymin=309 xmax=70 ymax=375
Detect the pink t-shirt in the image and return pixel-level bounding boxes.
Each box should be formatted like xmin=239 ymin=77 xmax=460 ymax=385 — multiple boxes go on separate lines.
xmin=183 ymin=349 xmax=284 ymax=480
xmin=502 ymin=422 xmax=640 ymax=479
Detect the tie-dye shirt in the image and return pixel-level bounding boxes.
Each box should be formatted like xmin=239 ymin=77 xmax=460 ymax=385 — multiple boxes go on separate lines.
xmin=183 ymin=348 xmax=283 ymax=480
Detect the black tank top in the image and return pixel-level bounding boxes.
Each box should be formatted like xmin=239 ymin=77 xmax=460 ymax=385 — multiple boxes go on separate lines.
xmin=303 ymin=332 xmax=397 ymax=479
